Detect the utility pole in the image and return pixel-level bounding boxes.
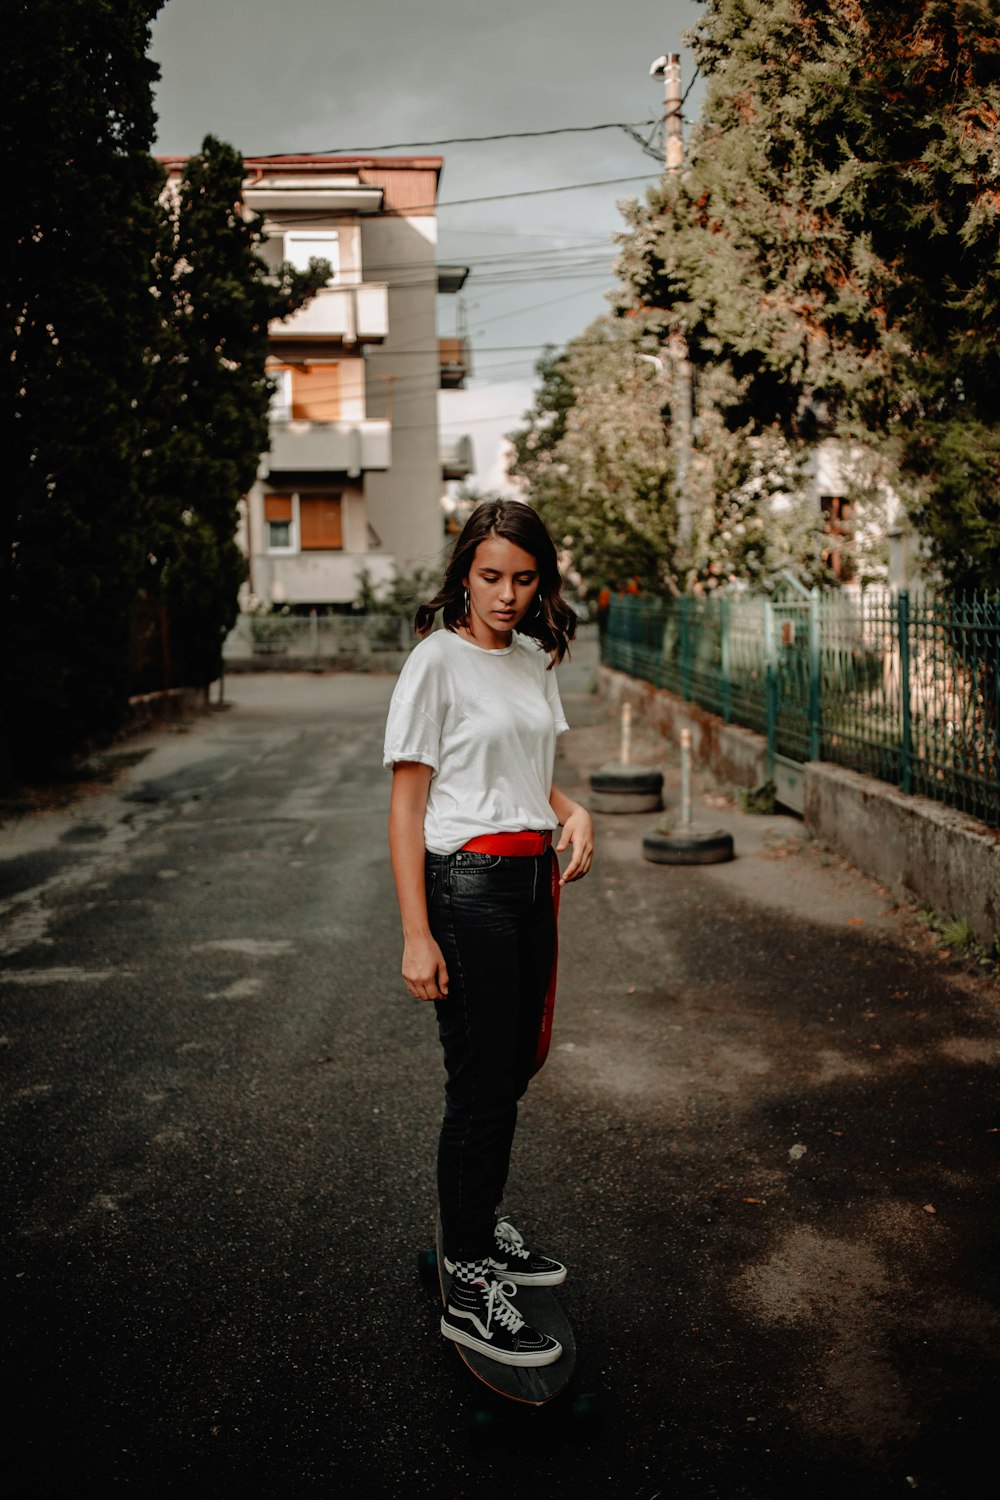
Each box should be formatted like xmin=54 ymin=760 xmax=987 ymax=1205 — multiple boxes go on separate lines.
xmin=662 ymin=53 xmax=684 ymax=173
xmin=650 ymin=52 xmax=695 ymax=558
xmin=649 ymin=52 xmax=684 ymax=173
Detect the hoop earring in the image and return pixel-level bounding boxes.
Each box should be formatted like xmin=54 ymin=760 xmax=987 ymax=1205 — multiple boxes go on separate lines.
xmin=463 ymin=587 xmax=470 ymax=617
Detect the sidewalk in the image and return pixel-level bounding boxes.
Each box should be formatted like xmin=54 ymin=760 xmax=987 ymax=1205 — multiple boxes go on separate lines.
xmin=547 ymin=670 xmax=1000 ymax=1496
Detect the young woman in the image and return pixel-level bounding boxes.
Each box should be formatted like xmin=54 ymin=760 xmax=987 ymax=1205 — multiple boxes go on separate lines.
xmin=384 ymin=499 xmax=594 ymax=1368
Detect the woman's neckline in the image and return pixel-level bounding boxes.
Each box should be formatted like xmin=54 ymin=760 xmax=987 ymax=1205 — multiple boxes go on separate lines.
xmin=447 ymin=627 xmax=516 ymax=656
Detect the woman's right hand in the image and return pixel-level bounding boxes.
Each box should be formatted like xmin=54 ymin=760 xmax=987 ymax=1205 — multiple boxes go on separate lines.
xmin=389 ymin=762 xmax=448 ymax=1002
xmin=402 ymin=934 xmax=450 ymax=1002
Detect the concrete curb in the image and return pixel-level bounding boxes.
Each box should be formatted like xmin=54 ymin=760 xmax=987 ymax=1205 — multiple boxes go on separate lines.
xmin=122 ymin=686 xmax=208 ymax=734
xmin=599 ymin=664 xmax=1000 ymax=948
xmin=805 ymin=761 xmax=1000 ymax=946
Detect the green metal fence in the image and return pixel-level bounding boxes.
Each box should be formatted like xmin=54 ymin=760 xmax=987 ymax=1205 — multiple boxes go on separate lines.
xmin=602 ymin=591 xmax=1000 ymax=828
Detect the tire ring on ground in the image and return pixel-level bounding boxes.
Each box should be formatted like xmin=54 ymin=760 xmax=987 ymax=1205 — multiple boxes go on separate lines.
xmin=590 ymin=790 xmax=663 ymax=813
xmin=642 ymin=828 xmax=734 ymax=865
xmin=590 ymin=767 xmax=664 ymax=794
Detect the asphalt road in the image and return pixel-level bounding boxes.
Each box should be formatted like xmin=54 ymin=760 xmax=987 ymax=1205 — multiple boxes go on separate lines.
xmin=2 ymin=654 xmax=998 ymax=1499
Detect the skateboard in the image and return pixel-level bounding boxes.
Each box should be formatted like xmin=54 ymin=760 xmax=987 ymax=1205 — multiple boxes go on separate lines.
xmin=419 ymin=1218 xmax=578 ymax=1411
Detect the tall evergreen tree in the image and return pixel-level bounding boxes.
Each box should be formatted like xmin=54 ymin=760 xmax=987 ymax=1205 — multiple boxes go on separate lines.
xmin=615 ymin=0 xmax=1000 ymax=591
xmin=146 ymin=136 xmax=330 ymax=689
xmin=2 ymin=0 xmax=164 ymax=776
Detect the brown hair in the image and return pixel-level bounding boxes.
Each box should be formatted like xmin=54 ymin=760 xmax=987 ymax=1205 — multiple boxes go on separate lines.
xmin=414 ymin=500 xmax=577 ymax=666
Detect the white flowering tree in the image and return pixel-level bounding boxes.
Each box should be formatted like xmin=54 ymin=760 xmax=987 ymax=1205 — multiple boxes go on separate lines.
xmin=506 ymin=316 xmax=677 ymax=599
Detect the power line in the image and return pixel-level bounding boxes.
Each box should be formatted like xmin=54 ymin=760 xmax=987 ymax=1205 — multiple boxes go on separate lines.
xmin=433 ymin=225 xmax=613 ymax=241
xmin=400 ymin=412 xmax=533 ymax=431
xmin=377 ymin=286 xmax=615 ymax=356
xmin=621 ymin=120 xmax=665 ymax=164
xmin=412 ymin=171 xmax=660 ymax=210
xmin=248 ymin=120 xmax=661 ymax=158
xmin=246 ymin=172 xmax=660 ymax=232
xmin=272 ymin=335 xmax=644 ymax=357
xmin=272 ymin=248 xmax=616 ymax=286
xmin=683 ymin=64 xmax=702 ymax=108
xmin=356 ymin=239 xmax=613 ymax=272
xmin=267 ymin=266 xmax=613 ymax=301
xmin=470 ymin=279 xmax=612 ymax=330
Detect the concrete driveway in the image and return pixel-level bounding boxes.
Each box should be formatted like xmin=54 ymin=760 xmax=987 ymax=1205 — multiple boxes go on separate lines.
xmin=2 ymin=655 xmax=997 ymax=1498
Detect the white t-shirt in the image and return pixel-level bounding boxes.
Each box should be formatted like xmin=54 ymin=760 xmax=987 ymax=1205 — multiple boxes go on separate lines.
xmin=383 ymin=629 xmax=570 ymax=854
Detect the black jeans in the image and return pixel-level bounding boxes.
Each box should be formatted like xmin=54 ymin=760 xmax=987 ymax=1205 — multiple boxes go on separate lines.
xmin=426 ymin=849 xmax=556 ymax=1266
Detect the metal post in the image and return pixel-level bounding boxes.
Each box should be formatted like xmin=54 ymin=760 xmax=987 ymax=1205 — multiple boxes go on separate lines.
xmin=720 ymin=596 xmax=731 ymax=723
xmin=808 ymin=588 xmax=822 ymax=762
xmin=649 ymin=53 xmax=693 ymax=554
xmin=620 ymin=702 xmax=632 ymax=766
xmin=680 ymin=727 xmax=693 ymax=828
xmin=765 ymin=599 xmax=777 ymax=780
xmin=671 ymin=332 xmax=694 ymax=552
xmin=898 ymin=590 xmax=912 ymax=793
xmin=681 ymin=596 xmax=692 ymax=702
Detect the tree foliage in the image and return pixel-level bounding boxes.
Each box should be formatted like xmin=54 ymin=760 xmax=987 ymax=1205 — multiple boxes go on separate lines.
xmin=506 ymin=318 xmax=676 ymax=598
xmin=146 ymin=136 xmax=330 ymax=689
xmin=614 ymin=0 xmax=1000 ymax=592
xmin=3 ymin=0 xmax=165 ymax=775
xmin=2 ymin=10 xmax=329 ymax=775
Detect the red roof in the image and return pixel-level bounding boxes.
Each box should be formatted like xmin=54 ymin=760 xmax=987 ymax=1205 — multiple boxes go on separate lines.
xmin=157 ymin=154 xmax=443 ymax=170
xmin=157 ymin=153 xmax=444 ymax=213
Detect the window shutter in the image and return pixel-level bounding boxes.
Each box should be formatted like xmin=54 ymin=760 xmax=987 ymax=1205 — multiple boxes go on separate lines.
xmin=291 ymin=364 xmax=341 ymax=421
xmin=265 ymin=495 xmax=293 ymax=522
xmin=299 ymin=496 xmax=343 ymax=550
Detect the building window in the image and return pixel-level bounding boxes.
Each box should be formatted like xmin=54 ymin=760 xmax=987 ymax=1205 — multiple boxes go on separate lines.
xmin=269 ymin=368 xmax=293 ymax=424
xmin=265 ymin=494 xmax=294 ymax=550
xmin=821 ymin=495 xmax=855 ymax=581
xmin=268 ymin=363 xmax=341 ymax=423
xmin=283 ymin=231 xmax=340 ymax=284
xmin=299 ymin=495 xmax=343 ymax=551
xmin=291 ymin=363 xmax=341 ymax=421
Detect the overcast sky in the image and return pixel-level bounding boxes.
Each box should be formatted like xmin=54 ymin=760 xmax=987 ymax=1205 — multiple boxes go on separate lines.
xmin=151 ymin=0 xmax=703 ymax=489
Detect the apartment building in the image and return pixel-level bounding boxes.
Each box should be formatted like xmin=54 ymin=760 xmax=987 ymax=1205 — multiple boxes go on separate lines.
xmin=175 ymin=154 xmax=471 ymax=610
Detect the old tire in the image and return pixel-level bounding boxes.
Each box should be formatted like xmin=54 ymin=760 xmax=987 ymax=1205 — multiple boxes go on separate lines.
xmin=642 ymin=825 xmax=734 ymax=865
xmin=589 ymin=762 xmax=664 ymax=814
xmin=589 ymin=763 xmax=664 ymax=794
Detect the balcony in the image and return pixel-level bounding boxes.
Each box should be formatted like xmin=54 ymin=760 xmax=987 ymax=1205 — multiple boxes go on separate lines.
xmin=437 ymin=265 xmax=470 ymax=294
xmin=249 ymin=552 xmax=399 ymax=610
xmin=245 ymin=179 xmax=384 ymax=215
xmin=268 ymin=419 xmax=391 ymax=477
xmin=439 ymin=336 xmax=470 ymax=390
xmin=441 ymin=434 xmax=474 ymax=481
xmin=271 ymin=283 xmax=389 ymax=344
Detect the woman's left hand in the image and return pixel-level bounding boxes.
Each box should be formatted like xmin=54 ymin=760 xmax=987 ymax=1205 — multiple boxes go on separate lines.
xmin=555 ymin=802 xmax=594 ymax=884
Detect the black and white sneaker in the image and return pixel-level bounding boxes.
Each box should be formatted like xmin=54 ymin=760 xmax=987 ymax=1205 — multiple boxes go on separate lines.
xmin=488 ymin=1217 xmax=567 ymax=1286
xmin=441 ymin=1277 xmax=562 ymax=1367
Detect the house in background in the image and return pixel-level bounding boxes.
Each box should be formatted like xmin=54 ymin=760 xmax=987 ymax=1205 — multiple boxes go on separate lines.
xmin=164 ymin=154 xmax=473 ymax=612
xmin=805 ymin=437 xmax=912 ymax=589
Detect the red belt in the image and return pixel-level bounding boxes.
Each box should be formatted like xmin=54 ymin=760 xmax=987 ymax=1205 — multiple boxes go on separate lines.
xmin=458 ymin=830 xmax=560 ymax=1076
xmin=460 ymin=831 xmax=552 ymax=857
